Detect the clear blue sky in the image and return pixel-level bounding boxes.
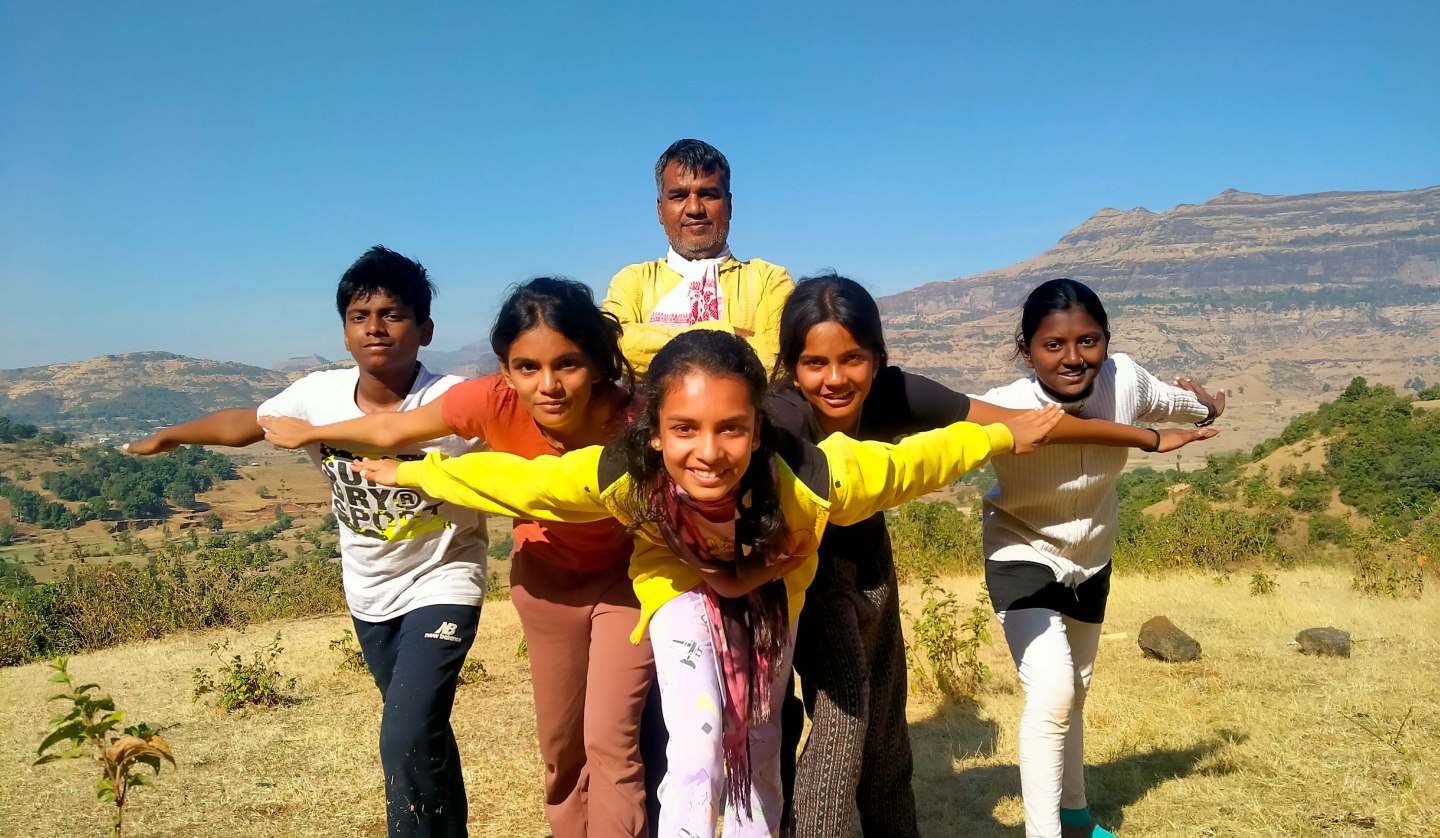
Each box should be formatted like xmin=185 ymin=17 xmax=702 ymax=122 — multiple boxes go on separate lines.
xmin=3 ymin=1 xmax=1436 ymax=369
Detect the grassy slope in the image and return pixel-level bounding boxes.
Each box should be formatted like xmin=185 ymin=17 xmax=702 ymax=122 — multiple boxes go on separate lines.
xmin=2 ymin=567 xmax=1435 ymax=837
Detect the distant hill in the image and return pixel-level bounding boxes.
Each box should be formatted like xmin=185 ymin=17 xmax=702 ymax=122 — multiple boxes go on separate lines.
xmin=421 ymin=340 xmax=497 ymax=378
xmin=271 ymin=354 xmax=332 ymax=373
xmin=877 ymin=185 xmax=1440 ymax=456
xmin=0 ymin=352 xmax=294 ymax=437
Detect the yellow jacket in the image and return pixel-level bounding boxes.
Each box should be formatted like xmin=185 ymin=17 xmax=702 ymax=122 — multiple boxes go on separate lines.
xmin=395 ymin=420 xmax=1014 ymax=641
xmin=602 ymin=256 xmax=794 ymax=376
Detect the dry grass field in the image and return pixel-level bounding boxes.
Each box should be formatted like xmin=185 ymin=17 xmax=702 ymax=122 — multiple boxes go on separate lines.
xmin=1 ymin=567 xmax=1435 ymax=837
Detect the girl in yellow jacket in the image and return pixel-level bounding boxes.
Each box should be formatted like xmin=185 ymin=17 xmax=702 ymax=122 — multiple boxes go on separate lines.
xmin=356 ymin=329 xmax=1061 ymax=838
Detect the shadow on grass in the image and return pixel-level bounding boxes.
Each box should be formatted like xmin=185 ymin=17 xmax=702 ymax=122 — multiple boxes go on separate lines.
xmin=909 ymin=699 xmax=1246 ymax=835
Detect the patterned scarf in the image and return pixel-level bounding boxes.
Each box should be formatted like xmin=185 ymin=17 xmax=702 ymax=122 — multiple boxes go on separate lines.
xmin=654 ymin=475 xmax=790 ymax=814
xmin=648 ymin=246 xmax=731 ymax=326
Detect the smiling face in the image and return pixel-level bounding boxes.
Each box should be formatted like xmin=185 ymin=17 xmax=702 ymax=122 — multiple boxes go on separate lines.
xmin=1020 ymin=307 xmax=1109 ymax=401
xmin=794 ymin=321 xmax=878 ymax=437
xmin=500 ymin=324 xmax=600 ymax=438
xmin=656 ymin=162 xmax=732 ymax=259
xmin=342 ymin=290 xmax=433 ymax=377
xmin=652 ymin=371 xmax=758 ymax=501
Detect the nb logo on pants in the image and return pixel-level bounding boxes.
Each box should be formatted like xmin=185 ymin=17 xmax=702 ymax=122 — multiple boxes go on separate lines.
xmin=424 ymin=622 xmax=463 ymax=643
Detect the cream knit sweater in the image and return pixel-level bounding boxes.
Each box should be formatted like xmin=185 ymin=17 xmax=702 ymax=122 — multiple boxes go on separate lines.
xmin=976 ymin=353 xmax=1211 ymax=587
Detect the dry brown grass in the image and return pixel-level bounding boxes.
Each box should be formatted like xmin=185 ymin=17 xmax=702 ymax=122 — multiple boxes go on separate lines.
xmin=2 ymin=567 xmax=1436 ymax=837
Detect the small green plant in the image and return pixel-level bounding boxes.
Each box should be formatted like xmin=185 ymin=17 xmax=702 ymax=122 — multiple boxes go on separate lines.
xmin=515 ymin=638 xmax=528 ymax=660
xmin=328 ymin=629 xmax=368 ymax=675
xmin=457 ymin=656 xmax=488 ymax=686
xmin=905 ymin=576 xmax=991 ymax=702
xmin=1211 ymin=571 xmax=1232 ymax=586
xmin=1249 ymin=569 xmax=1278 ymax=597
xmin=191 ymin=632 xmax=296 ymax=711
xmin=35 ymin=657 xmax=175 ymax=838
xmin=484 ymin=570 xmax=511 ymax=602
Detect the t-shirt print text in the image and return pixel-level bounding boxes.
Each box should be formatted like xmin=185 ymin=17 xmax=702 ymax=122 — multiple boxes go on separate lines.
xmin=318 ymin=444 xmax=449 ymax=540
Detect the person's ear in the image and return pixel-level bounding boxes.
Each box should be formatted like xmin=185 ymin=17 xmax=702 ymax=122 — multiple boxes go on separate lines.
xmin=650 ymin=436 xmax=662 ymax=451
xmin=499 ymin=361 xmax=517 ymax=392
xmin=419 ymin=319 xmax=434 ymax=348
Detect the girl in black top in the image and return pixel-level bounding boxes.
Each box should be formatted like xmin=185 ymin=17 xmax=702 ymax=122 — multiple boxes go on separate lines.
xmin=767 ymin=274 xmax=1211 ymax=837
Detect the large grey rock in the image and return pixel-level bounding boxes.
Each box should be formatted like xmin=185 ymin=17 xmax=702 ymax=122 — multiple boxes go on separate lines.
xmin=1296 ymin=627 xmax=1351 ymax=657
xmin=1138 ymin=616 xmax=1202 ymax=663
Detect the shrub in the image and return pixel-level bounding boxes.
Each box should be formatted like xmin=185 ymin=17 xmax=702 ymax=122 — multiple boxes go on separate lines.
xmin=1308 ymin=513 xmax=1351 ymax=546
xmin=457 ymin=657 xmax=488 ymax=686
xmin=905 ymin=576 xmax=990 ymax=702
xmin=484 ymin=571 xmax=510 ymax=602
xmin=1350 ymin=531 xmax=1425 ymax=598
xmin=1249 ymin=570 xmax=1278 ymax=597
xmin=191 ymin=633 xmax=296 ymax=712
xmin=0 ymin=552 xmax=345 ymax=666
xmin=1116 ymin=495 xmax=1289 ymax=573
xmin=328 ymin=629 xmax=368 ymax=675
xmin=888 ymin=501 xmax=982 ymax=581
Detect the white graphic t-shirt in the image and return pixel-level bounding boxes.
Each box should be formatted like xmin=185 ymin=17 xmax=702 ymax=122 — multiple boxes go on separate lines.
xmin=258 ymin=365 xmax=488 ymax=622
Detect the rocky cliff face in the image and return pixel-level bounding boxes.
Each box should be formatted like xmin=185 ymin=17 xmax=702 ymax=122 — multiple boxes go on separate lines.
xmin=880 ymin=186 xmax=1440 ymax=317
xmin=876 ymin=186 xmax=1440 ymax=459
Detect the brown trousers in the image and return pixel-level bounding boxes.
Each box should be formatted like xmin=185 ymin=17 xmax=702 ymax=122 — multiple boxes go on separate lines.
xmin=510 ymin=552 xmax=654 ymax=838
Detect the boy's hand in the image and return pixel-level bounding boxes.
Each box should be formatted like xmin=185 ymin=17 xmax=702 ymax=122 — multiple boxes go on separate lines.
xmin=353 ymin=457 xmax=401 ymax=487
xmin=1005 ymin=404 xmax=1064 ymax=454
xmin=260 ymin=415 xmax=314 ymax=450
xmin=122 ymin=434 xmax=177 ymax=456
xmin=1155 ymin=427 xmax=1219 ymax=452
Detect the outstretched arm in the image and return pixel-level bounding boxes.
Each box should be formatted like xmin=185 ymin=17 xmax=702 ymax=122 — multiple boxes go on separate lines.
xmin=825 ymin=406 xmax=1061 ymax=526
xmin=363 ymin=446 xmax=613 ymax=523
xmin=123 ymin=407 xmax=264 ymax=454
xmin=1174 ymin=377 xmax=1226 ymax=423
xmin=966 ymin=398 xmax=1218 ymax=452
xmin=261 ymin=398 xmax=455 ymax=451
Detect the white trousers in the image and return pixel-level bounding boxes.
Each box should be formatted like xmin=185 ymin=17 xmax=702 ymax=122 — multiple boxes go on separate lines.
xmin=997 ymin=608 xmax=1103 ymax=838
xmin=648 ymin=589 xmax=796 ymax=838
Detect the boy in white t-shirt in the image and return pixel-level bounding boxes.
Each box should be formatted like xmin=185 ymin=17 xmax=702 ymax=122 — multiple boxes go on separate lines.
xmin=126 ymin=246 xmax=487 ymax=838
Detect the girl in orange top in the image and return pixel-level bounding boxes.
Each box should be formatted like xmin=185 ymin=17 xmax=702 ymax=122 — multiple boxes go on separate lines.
xmin=263 ymin=278 xmax=649 ymax=838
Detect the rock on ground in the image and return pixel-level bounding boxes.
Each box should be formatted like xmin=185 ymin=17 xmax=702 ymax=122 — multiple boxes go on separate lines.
xmin=1138 ymin=615 xmax=1202 ymax=662
xmin=1296 ymin=626 xmax=1352 ymax=657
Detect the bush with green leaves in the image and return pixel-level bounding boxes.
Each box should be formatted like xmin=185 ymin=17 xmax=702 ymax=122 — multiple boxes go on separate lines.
xmin=904 ymin=576 xmax=991 ymax=702
xmin=1349 ymin=529 xmax=1425 ymax=598
xmin=1249 ymin=569 xmax=1278 ymax=597
xmin=328 ymin=629 xmax=368 ymax=675
xmin=457 ymin=656 xmax=488 ymax=686
xmin=35 ymin=656 xmax=175 ymax=838
xmin=0 ymin=550 xmax=344 ymax=667
xmin=191 ymin=633 xmax=296 ymax=712
xmin=888 ymin=500 xmax=983 ymax=581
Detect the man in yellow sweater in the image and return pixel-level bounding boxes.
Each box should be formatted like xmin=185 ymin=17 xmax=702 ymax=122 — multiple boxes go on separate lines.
xmin=603 ymin=139 xmax=794 ymax=376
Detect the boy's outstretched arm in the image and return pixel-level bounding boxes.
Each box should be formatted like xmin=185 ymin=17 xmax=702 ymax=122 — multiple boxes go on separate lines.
xmin=123 ymin=407 xmax=264 ymax=455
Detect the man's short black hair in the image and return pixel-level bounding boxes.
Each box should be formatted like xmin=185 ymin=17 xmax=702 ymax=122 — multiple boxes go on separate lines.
xmin=653 ymin=139 xmax=731 ymax=194
xmin=335 ymin=246 xmax=437 ymax=323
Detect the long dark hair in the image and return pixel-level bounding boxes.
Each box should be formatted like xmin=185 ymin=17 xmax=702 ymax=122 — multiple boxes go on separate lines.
xmin=1014 ymin=277 xmax=1111 ymax=356
xmin=490 ymin=276 xmax=635 ymax=394
xmin=772 ymin=272 xmax=888 ymax=386
xmin=616 ymin=330 xmax=784 ymax=561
